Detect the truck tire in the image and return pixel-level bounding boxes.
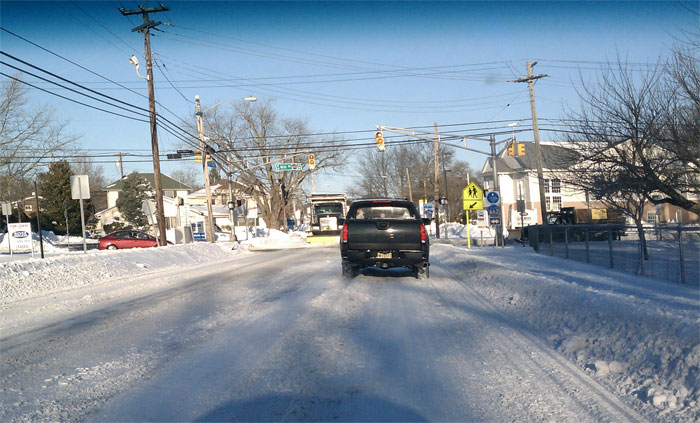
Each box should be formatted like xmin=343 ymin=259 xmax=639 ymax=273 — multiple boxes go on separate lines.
xmin=415 ymin=265 xmax=429 ymax=279
xmin=342 ymin=260 xmax=356 ymax=279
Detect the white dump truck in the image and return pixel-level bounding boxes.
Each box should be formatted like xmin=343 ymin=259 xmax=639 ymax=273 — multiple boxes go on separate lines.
xmin=307 ymin=194 xmax=348 ymax=243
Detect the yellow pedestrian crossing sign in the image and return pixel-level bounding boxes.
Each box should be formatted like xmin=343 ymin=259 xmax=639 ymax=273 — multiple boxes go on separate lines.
xmin=462 ymin=182 xmax=484 ymax=210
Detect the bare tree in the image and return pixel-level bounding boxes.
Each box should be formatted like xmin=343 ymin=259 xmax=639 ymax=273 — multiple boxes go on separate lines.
xmin=347 ymin=148 xmax=394 ymax=198
xmin=70 ymin=153 xmax=106 ymax=194
xmin=349 ymin=140 xmax=465 ymax=217
xmin=1 ymin=76 xmax=78 ymax=200
xmin=200 ymin=99 xmax=347 ymax=229
xmin=170 ymin=166 xmax=201 ymax=190
xmin=563 ymin=51 xmax=699 ymax=218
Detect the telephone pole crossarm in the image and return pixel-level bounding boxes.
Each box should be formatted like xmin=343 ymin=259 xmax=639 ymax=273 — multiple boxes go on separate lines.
xmin=508 ymin=74 xmax=549 ymax=83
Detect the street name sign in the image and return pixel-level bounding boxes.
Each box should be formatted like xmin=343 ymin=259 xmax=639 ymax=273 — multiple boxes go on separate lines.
xmin=275 ymin=163 xmax=302 ymax=171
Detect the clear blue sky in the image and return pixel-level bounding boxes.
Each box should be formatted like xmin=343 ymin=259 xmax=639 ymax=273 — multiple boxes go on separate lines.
xmin=1 ymin=1 xmax=697 ymax=192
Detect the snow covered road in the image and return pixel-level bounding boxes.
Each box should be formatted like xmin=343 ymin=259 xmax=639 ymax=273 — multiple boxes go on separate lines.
xmin=1 ymin=241 xmax=697 ymax=422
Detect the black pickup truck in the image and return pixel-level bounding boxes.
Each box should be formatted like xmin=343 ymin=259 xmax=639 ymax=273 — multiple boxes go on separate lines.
xmin=340 ymin=199 xmax=430 ymax=279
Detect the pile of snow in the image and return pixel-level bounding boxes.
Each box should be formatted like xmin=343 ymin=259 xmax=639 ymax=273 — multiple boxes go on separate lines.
xmin=437 ymin=244 xmax=699 ymax=421
xmin=0 ymin=228 xmax=311 ymax=304
xmin=245 ymin=228 xmax=308 ymax=250
xmin=0 ymin=242 xmax=244 ymax=305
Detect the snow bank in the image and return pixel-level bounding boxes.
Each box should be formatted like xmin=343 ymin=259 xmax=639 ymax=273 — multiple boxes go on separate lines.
xmin=246 ymin=229 xmax=308 ymax=250
xmin=0 ymin=228 xmax=310 ymax=304
xmin=0 ymin=242 xmax=242 ymax=305
xmin=435 ymin=244 xmax=699 ymax=422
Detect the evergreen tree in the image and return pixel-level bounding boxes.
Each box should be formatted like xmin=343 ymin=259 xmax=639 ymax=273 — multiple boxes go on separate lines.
xmin=116 ymin=173 xmax=149 ymax=229
xmin=38 ymin=160 xmax=93 ymax=235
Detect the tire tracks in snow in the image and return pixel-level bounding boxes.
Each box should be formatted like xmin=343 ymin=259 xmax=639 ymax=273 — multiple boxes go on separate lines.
xmin=430 ymin=245 xmax=646 ymax=422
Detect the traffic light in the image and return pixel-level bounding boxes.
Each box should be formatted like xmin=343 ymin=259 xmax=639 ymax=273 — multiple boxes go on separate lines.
xmin=194 ymin=152 xmax=211 ymax=163
xmin=375 ymin=130 xmax=386 ymax=152
xmin=507 ymin=143 xmax=515 ymax=156
xmin=308 ymin=153 xmax=316 ymax=170
xmin=517 ymin=142 xmax=526 ymax=156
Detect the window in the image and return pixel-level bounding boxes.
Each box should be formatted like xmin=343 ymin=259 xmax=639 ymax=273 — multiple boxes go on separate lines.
xmin=647 ymin=212 xmax=657 ymax=224
xmin=516 ymin=180 xmax=525 ymax=200
xmin=352 ymin=205 xmax=415 ymax=220
xmin=551 ymin=179 xmax=561 ymax=193
xmin=545 ymin=197 xmax=551 ymax=212
xmin=24 ymin=204 xmax=33 ymax=211
xmin=543 ymin=179 xmax=551 ymax=193
xmin=551 ymin=196 xmax=562 ymax=211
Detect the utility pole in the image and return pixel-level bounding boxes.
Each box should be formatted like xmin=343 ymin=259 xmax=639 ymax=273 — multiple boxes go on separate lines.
xmin=442 ymin=163 xmax=450 ymax=223
xmin=511 ymin=61 xmax=549 ymax=225
xmin=280 ymin=179 xmax=288 ymax=233
xmin=34 ymin=182 xmax=44 ymax=258
xmin=120 ymin=3 xmax=169 ymax=246
xmin=405 ymin=167 xmax=413 ymax=202
xmin=195 ymin=95 xmax=216 ymax=243
xmin=227 ymin=153 xmax=238 ymax=242
xmin=433 ymin=123 xmax=440 ymax=239
xmin=115 ymin=153 xmax=125 ymax=178
xmin=490 ymin=135 xmax=503 ymax=247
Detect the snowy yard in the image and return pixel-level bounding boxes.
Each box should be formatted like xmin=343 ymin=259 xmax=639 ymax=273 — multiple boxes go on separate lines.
xmin=1 ymin=229 xmax=698 ymax=422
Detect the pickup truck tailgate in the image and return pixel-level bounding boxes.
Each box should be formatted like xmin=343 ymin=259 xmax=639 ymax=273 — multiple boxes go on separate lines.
xmin=346 ymin=220 xmax=423 ymax=250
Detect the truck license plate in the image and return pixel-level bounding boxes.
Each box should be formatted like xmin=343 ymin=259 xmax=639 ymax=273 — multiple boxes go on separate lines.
xmin=376 ymin=251 xmax=392 ymax=259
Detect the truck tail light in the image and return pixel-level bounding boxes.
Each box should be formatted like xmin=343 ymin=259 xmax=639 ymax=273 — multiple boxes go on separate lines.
xmin=342 ymin=224 xmax=348 ymax=243
xmin=420 ymin=223 xmax=426 ymax=243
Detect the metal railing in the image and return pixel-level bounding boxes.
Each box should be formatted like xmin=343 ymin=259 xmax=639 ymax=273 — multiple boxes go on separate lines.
xmin=522 ymin=223 xmax=699 ymax=285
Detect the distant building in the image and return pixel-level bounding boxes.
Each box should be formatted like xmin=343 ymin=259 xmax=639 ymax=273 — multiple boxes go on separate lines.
xmin=19 ymin=194 xmax=43 ymax=217
xmin=93 ymin=172 xmax=193 ymax=234
xmin=479 ymin=141 xmax=698 ymax=229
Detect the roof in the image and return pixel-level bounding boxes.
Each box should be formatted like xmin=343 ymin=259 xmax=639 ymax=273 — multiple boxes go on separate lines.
xmin=481 ymin=142 xmax=578 ymax=175
xmin=104 ymin=172 xmax=192 ymax=191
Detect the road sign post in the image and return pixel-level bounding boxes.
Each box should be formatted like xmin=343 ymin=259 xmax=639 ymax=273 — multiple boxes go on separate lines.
xmin=2 ymin=201 xmax=12 ymax=256
xmin=70 ymin=175 xmax=90 ymax=253
xmin=462 ymin=182 xmax=484 ymax=249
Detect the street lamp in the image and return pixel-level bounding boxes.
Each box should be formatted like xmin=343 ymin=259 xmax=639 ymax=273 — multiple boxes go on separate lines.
xmin=195 ymin=95 xmax=257 ymax=244
xmin=508 ymin=122 xmax=518 ymax=142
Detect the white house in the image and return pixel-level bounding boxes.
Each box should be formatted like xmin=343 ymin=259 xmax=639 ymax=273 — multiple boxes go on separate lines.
xmin=480 ymin=141 xmax=699 ymax=229
xmin=94 ymin=172 xmax=193 ymax=234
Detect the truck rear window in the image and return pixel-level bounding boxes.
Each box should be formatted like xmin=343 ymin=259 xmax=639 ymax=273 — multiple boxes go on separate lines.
xmin=351 ymin=205 xmax=415 ymax=220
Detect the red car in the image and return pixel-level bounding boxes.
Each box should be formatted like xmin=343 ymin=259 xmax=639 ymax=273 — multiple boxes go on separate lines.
xmin=98 ymin=230 xmax=158 ymax=250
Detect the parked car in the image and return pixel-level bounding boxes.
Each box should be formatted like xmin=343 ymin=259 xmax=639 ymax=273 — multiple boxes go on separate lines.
xmin=98 ymin=230 xmax=158 ymax=250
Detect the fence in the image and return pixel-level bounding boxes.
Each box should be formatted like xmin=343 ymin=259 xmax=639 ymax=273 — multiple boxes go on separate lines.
xmin=522 ymin=223 xmax=699 ymax=285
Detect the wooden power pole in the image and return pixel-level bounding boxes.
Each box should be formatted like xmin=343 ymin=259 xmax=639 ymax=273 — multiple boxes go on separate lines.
xmin=119 ymin=3 xmax=169 ymax=246
xmin=433 ymin=122 xmax=440 ymax=239
xmin=511 ymin=61 xmax=549 ymax=225
xmin=195 ymin=95 xmax=216 ymax=243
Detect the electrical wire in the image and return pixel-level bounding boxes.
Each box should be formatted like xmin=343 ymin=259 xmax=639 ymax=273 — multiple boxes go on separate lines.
xmin=0 ymin=72 xmax=149 ymax=122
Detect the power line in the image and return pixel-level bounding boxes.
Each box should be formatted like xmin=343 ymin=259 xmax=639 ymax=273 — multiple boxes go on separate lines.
xmin=0 ymin=72 xmax=150 ymax=122
xmin=0 ymin=27 xmax=196 ymax=128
